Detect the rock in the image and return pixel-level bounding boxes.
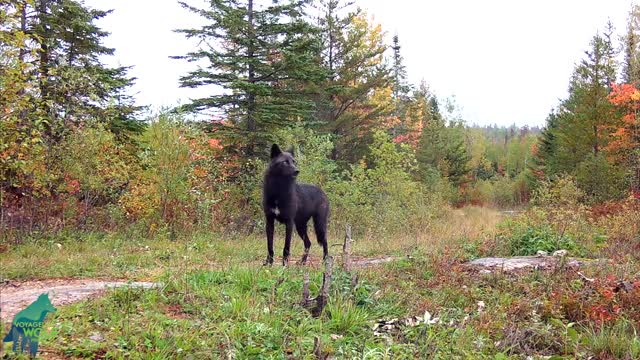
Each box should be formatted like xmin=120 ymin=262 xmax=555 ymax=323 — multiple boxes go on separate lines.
xmin=553 ymin=250 xmax=569 ymax=257
xmin=89 ymin=332 xmax=104 ymax=342
xmin=536 ymin=250 xmax=548 ymax=257
xmin=465 ymin=256 xmax=586 ymax=272
xmin=477 ymin=301 xmax=485 ymax=313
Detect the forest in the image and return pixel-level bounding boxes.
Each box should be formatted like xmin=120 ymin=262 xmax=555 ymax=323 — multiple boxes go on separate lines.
xmin=1 ymin=0 xmax=639 ymax=358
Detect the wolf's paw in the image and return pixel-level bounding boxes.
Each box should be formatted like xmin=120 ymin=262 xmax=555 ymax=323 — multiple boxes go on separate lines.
xmin=263 ymin=257 xmax=274 ymax=266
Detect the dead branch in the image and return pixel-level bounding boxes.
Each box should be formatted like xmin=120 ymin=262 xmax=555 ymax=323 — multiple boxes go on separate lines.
xmin=351 ymin=273 xmax=359 ymax=288
xmin=301 ymin=256 xmax=334 ymax=317
xmin=301 ymin=272 xmax=310 ymax=305
xmin=343 ymin=224 xmax=352 ymax=272
xmin=313 ymin=336 xmax=326 ymax=359
xmin=271 ymin=276 xmax=285 ymax=308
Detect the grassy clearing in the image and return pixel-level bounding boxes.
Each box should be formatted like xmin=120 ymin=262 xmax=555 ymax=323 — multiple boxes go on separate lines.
xmin=1 ymin=206 xmax=501 ymax=281
xmin=3 ymin=205 xmax=640 ymax=359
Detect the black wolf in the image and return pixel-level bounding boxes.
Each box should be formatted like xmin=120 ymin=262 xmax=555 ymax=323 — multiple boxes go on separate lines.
xmin=263 ymin=144 xmax=329 ymax=265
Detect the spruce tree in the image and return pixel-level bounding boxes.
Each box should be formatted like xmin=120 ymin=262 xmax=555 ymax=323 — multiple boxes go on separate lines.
xmin=314 ymin=0 xmax=391 ymax=161
xmin=552 ymin=29 xmax=618 ymax=168
xmin=416 ymin=96 xmax=470 ymax=187
xmin=390 ymin=34 xmax=411 ymax=136
xmin=391 ymin=34 xmax=410 ymax=105
xmin=174 ymin=0 xmax=324 ymax=157
xmin=31 ymin=0 xmax=142 ymax=140
xmin=623 ymin=5 xmax=640 ymax=84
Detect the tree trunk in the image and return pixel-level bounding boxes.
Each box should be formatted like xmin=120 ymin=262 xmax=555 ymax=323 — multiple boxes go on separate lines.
xmin=246 ymin=0 xmax=256 ymax=157
xmin=593 ymin=125 xmax=599 ymax=155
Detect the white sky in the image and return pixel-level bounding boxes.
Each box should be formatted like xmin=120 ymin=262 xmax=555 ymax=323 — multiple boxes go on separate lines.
xmin=86 ymin=0 xmax=633 ymax=127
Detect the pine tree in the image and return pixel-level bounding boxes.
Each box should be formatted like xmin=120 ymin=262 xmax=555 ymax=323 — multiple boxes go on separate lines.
xmin=1 ymin=0 xmax=45 ymax=187
xmin=314 ymin=1 xmax=391 ymax=161
xmin=532 ymin=110 xmax=560 ymax=178
xmin=391 ymin=34 xmax=410 ymax=107
xmin=390 ymin=34 xmax=412 ymax=137
xmin=31 ymin=0 xmax=142 ymax=140
xmin=623 ymin=5 xmax=640 ymax=84
xmin=416 ymin=97 xmax=470 ymax=187
xmin=174 ymin=0 xmax=324 ymax=157
xmin=534 ymin=25 xmax=629 ymax=200
xmin=549 ymin=29 xmax=618 ymax=170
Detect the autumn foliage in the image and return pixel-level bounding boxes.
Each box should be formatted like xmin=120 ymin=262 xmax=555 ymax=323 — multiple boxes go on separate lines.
xmin=608 ymin=83 xmax=640 ymax=192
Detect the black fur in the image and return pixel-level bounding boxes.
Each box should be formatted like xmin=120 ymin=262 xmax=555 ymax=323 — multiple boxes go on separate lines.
xmin=263 ymin=144 xmax=330 ymax=265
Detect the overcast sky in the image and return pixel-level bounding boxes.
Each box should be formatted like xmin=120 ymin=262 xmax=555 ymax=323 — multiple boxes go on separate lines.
xmin=86 ymin=0 xmax=632 ymax=127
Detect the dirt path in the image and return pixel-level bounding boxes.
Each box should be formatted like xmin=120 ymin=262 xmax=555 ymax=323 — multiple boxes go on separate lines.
xmin=0 ymin=255 xmax=399 ymax=325
xmin=0 ymin=279 xmax=158 ymax=323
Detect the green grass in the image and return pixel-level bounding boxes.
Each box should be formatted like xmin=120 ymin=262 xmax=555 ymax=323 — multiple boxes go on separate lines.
xmin=3 ymin=206 xmax=640 ymax=359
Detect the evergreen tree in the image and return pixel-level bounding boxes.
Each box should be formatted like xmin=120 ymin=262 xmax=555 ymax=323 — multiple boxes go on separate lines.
xmin=416 ymin=97 xmax=470 ymax=187
xmin=390 ymin=34 xmax=412 ymax=136
xmin=534 ymin=25 xmax=630 ymax=200
xmin=0 ymin=0 xmax=45 ymax=187
xmin=391 ymin=34 xmax=410 ymax=107
xmin=623 ymin=5 xmax=640 ymax=84
xmin=532 ymin=110 xmax=560 ymax=178
xmin=314 ymin=1 xmax=391 ymax=161
xmin=1 ymin=0 xmax=140 ymax=189
xmin=541 ymin=29 xmax=619 ymax=176
xmin=31 ymin=0 xmax=142 ymax=140
xmin=174 ymin=0 xmax=324 ymax=157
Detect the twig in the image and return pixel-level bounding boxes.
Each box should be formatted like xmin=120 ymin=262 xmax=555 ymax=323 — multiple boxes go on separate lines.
xmin=271 ymin=276 xmax=285 ymax=308
xmin=313 ymin=256 xmax=334 ymax=317
xmin=301 ymin=256 xmax=334 ymax=317
xmin=301 ymin=272 xmax=310 ymax=306
xmin=343 ymin=224 xmax=352 ymax=272
xmin=313 ymin=336 xmax=325 ymax=359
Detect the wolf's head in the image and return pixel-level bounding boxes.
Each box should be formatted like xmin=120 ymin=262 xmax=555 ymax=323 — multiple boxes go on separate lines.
xmin=268 ymin=144 xmax=299 ymax=179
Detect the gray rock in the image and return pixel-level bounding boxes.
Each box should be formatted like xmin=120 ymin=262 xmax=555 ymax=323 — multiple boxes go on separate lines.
xmin=553 ymin=249 xmax=569 ymax=257
xmin=89 ymin=332 xmax=104 ymax=342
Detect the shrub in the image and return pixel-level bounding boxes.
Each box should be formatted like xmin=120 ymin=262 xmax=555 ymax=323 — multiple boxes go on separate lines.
xmin=531 ymin=174 xmax=583 ymax=208
xmin=330 ymin=131 xmax=446 ymax=237
xmin=467 ymin=175 xmax=527 ymax=208
xmin=61 ymin=125 xmax=133 ymax=226
xmin=507 ymin=223 xmax=578 ymax=256
xmin=575 ymin=154 xmax=628 ymax=204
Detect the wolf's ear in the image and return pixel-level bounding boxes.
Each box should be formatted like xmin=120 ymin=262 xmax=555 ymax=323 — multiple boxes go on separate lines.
xmin=270 ymin=144 xmax=282 ymax=159
xmin=287 ymin=146 xmax=295 ymax=157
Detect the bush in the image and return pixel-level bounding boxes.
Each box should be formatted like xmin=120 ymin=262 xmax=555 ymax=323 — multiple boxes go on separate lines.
xmin=61 ymin=125 xmax=133 ymax=224
xmin=120 ymin=113 xmax=228 ymax=236
xmin=506 ymin=222 xmax=578 ymax=256
xmin=275 ymin=126 xmax=337 ymax=189
xmin=467 ymin=175 xmax=527 ymax=208
xmin=532 ymin=174 xmax=583 ymax=208
xmin=330 ymin=131 xmax=446 ymax=237
xmin=575 ymin=154 xmax=628 ymax=204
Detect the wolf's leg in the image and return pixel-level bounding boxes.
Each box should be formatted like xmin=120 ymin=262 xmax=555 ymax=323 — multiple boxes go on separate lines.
xmin=296 ymin=221 xmax=311 ymax=264
xmin=264 ymin=216 xmax=275 ymax=265
xmin=283 ymin=220 xmax=294 ymax=266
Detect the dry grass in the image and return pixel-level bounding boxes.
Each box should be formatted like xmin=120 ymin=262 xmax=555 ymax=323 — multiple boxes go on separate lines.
xmin=349 ymin=206 xmax=505 ymax=257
